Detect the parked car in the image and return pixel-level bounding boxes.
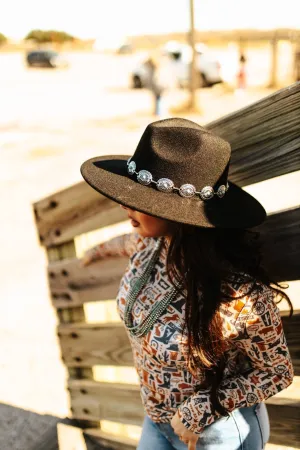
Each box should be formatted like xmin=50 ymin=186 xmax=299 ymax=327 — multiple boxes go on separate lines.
xmin=131 ymin=42 xmax=222 ymax=89
xmin=26 ymin=50 xmax=68 ymax=69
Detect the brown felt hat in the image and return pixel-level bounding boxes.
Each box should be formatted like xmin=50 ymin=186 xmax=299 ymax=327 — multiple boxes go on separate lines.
xmin=80 ymin=118 xmax=266 ymax=228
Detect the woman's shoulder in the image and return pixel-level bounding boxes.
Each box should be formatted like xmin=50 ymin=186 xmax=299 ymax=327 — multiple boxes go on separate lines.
xmin=220 ymin=277 xmax=275 ymax=331
xmin=126 ymin=233 xmax=158 ymax=256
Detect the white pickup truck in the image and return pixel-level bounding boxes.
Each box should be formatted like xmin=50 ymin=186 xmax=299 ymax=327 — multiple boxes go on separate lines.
xmin=131 ymin=41 xmax=223 ymax=89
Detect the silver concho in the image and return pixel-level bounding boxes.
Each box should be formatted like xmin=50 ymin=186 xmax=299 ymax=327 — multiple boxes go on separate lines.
xmin=157 ymin=178 xmax=174 ymax=193
xmin=137 ymin=170 xmax=152 ymax=185
xmin=127 ymin=161 xmax=136 ymax=175
xmin=179 ymin=184 xmax=196 ymax=198
xmin=217 ymin=185 xmax=226 ymax=198
xmin=200 ymin=186 xmax=214 ymax=200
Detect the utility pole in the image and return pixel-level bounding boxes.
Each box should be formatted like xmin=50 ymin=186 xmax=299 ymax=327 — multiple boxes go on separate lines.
xmin=189 ymin=0 xmax=197 ymax=110
xmin=269 ymin=30 xmax=279 ymax=88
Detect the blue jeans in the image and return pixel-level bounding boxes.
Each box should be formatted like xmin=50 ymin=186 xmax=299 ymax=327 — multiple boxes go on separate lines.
xmin=137 ymin=403 xmax=270 ymax=450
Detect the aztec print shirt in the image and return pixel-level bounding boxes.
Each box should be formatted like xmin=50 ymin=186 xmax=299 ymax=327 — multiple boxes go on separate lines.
xmin=93 ymin=233 xmax=294 ymax=434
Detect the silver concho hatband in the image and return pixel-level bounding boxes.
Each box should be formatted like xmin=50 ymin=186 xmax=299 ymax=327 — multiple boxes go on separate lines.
xmin=126 ymin=158 xmax=229 ymax=200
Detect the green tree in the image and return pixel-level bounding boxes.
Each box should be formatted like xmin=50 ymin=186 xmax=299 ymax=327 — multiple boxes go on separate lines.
xmin=24 ymin=29 xmax=75 ymax=44
xmin=0 ymin=32 xmax=7 ymax=45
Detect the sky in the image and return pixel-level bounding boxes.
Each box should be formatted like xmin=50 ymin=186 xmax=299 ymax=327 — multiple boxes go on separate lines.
xmin=0 ymin=0 xmax=299 ymax=40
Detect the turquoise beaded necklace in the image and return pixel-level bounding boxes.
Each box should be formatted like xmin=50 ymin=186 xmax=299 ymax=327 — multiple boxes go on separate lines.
xmin=124 ymin=237 xmax=181 ymax=338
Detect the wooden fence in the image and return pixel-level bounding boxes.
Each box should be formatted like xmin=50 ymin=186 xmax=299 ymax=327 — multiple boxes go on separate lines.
xmin=33 ymin=82 xmax=300 ymax=449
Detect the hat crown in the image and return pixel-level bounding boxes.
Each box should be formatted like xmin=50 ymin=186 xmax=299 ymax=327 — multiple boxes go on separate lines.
xmin=81 ymin=117 xmax=266 ymax=228
xmin=132 ymin=118 xmax=231 ymax=188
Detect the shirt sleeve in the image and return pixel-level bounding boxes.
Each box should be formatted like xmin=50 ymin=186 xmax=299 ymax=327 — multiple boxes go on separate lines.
xmin=85 ymin=233 xmax=142 ymax=261
xmin=177 ymin=285 xmax=294 ymax=434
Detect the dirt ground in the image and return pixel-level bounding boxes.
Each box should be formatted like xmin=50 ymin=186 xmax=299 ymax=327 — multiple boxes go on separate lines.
xmin=0 ymin=52 xmax=299 ymax=449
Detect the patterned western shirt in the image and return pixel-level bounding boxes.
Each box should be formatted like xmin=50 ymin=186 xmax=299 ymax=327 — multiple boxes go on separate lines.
xmin=92 ymin=233 xmax=294 ymax=433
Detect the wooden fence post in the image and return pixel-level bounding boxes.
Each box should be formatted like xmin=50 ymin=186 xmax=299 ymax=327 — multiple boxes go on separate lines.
xmin=47 ymin=240 xmax=99 ymax=429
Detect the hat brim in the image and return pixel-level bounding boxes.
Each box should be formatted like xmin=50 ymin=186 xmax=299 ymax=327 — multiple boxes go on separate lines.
xmin=81 ymin=155 xmax=266 ymax=229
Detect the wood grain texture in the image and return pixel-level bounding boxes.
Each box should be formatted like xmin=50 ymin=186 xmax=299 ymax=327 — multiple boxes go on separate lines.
xmin=48 ymin=256 xmax=128 ymax=308
xmin=69 ymin=380 xmax=144 ymax=426
xmin=47 ymin=242 xmax=85 ymax=324
xmin=267 ymin=402 xmax=300 ymax=447
xmin=33 ymin=181 xmax=127 ymax=247
xmin=58 ymin=313 xmax=300 ymax=375
xmin=58 ymin=322 xmax=134 ymax=368
xmin=207 ymin=82 xmax=300 ymax=186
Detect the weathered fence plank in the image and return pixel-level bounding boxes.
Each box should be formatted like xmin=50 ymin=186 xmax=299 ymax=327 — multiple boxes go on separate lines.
xmin=69 ymin=380 xmax=143 ymax=426
xmin=58 ymin=312 xmax=300 ymax=375
xmin=267 ymin=400 xmax=300 ymax=447
xmin=48 ymin=257 xmax=128 ymax=291
xmin=207 ymin=82 xmax=300 ymax=186
xmin=48 ymin=256 xmax=128 ymax=308
xmin=48 ymin=256 xmax=128 ymax=290
xmin=58 ymin=322 xmax=134 ymax=368
xmin=51 ymin=282 xmax=122 ymax=309
xmin=34 ymin=182 xmax=127 ymax=247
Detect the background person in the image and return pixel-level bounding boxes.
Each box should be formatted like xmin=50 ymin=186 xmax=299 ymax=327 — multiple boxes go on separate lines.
xmin=144 ymin=56 xmax=164 ymax=116
xmin=236 ymin=52 xmax=247 ymax=91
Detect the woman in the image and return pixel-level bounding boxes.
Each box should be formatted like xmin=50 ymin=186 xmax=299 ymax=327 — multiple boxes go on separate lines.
xmin=81 ymin=118 xmax=294 ymax=450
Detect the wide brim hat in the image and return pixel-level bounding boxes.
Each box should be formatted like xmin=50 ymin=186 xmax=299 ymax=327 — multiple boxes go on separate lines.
xmin=81 ymin=118 xmax=266 ymax=229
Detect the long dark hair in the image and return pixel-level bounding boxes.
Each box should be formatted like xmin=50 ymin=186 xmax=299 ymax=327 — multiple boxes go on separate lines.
xmin=166 ymin=224 xmax=292 ymax=380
